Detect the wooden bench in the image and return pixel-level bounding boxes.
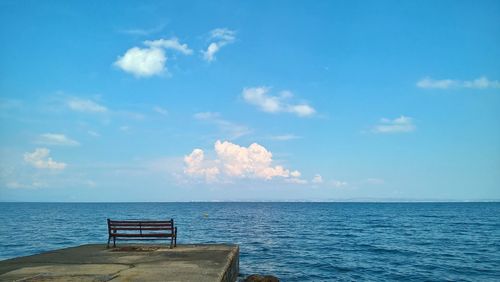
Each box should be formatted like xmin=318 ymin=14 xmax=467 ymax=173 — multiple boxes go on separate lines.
xmin=107 ymin=219 xmax=177 ymax=248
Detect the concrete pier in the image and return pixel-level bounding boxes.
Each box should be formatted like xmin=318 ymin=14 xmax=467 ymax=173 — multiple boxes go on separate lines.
xmin=0 ymin=244 xmax=239 ymax=282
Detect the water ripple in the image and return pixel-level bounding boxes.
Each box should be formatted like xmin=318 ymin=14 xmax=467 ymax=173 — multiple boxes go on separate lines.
xmin=0 ymin=202 xmax=499 ymax=281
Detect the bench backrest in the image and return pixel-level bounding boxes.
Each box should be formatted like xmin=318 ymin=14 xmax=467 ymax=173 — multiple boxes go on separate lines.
xmin=107 ymin=219 xmax=175 ymax=234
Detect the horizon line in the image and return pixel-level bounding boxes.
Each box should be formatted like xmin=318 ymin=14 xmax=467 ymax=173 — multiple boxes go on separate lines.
xmin=1 ymin=200 xmax=499 ymax=204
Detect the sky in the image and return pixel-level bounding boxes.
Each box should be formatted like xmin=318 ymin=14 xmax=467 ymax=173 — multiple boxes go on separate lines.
xmin=0 ymin=0 xmax=499 ymax=202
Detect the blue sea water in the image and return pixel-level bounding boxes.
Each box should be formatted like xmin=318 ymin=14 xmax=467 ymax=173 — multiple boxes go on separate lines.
xmin=0 ymin=202 xmax=499 ymax=281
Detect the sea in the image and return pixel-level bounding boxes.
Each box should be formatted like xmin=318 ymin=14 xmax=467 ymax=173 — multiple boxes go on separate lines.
xmin=0 ymin=202 xmax=499 ymax=281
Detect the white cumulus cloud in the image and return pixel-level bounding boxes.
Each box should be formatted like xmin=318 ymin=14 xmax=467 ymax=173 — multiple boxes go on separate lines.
xmin=417 ymin=76 xmax=500 ymax=89
xmin=183 ymin=149 xmax=220 ymax=182
xmin=371 ymin=116 xmax=415 ymax=134
xmin=215 ymin=140 xmax=290 ymax=179
xmin=242 ymin=87 xmax=316 ymax=117
xmin=67 ymin=97 xmax=107 ymax=113
xmin=184 ymin=140 xmax=300 ymax=183
xmin=24 ymin=148 xmax=67 ymax=170
xmin=37 ymin=133 xmax=80 ymax=146
xmin=114 ymin=46 xmax=166 ymax=77
xmin=202 ymin=28 xmax=236 ymax=62
xmin=115 ymin=37 xmax=192 ymax=77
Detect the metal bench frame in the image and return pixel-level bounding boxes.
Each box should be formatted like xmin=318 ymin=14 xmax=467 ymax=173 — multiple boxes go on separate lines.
xmin=107 ymin=219 xmax=177 ymax=248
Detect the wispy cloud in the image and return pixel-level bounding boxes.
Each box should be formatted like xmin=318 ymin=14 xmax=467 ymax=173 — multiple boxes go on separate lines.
xmin=114 ymin=37 xmax=192 ymax=77
xmin=67 ymin=97 xmax=107 ymax=113
xmin=202 ymin=28 xmax=236 ymax=62
xmin=331 ymin=179 xmax=348 ymax=188
xmin=184 ymin=140 xmax=301 ymax=183
xmin=37 ymin=133 xmax=80 ymax=146
xmin=65 ymin=96 xmax=149 ymax=125
xmin=365 ymin=178 xmax=385 ymax=185
xmin=24 ymin=148 xmax=66 ymax=170
xmin=144 ymin=38 xmax=193 ymax=55
xmin=194 ymin=112 xmax=220 ymax=120
xmin=268 ymin=134 xmax=302 ymax=141
xmin=194 ymin=112 xmax=251 ymax=139
xmin=286 ymin=177 xmax=308 ymax=184
xmin=153 ymin=106 xmax=168 ymax=115
xmin=242 ymin=87 xmax=316 ymax=117
xmin=0 ymin=98 xmax=23 ymax=110
xmin=371 ymin=116 xmax=415 ymax=134
xmin=119 ymin=24 xmax=166 ymax=36
xmin=312 ymin=174 xmax=323 ymax=184
xmin=119 ymin=125 xmax=130 ymax=132
xmin=87 ymin=130 xmax=100 ymax=137
xmin=119 ymin=111 xmax=144 ymax=121
xmin=417 ymin=76 xmax=500 ymax=89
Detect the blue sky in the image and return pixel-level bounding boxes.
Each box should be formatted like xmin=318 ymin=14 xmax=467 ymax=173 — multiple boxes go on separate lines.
xmin=1 ymin=0 xmax=499 ymax=201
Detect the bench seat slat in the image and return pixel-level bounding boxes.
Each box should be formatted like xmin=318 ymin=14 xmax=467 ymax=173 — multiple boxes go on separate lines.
xmin=112 ymin=233 xmax=174 ymax=237
xmin=110 ymin=220 xmax=172 ymax=222
xmin=109 ymin=221 xmax=172 ymax=224
xmin=109 ymin=225 xmax=173 ymax=227
xmin=112 ymin=226 xmax=172 ymax=228
xmin=111 ymin=227 xmax=174 ymax=231
xmin=109 ymin=222 xmax=173 ymax=224
xmin=109 ymin=224 xmax=173 ymax=228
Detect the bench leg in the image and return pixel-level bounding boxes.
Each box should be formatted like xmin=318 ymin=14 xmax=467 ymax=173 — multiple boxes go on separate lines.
xmin=170 ymin=237 xmax=173 ymax=249
xmin=113 ymin=237 xmax=116 ymax=248
xmin=107 ymin=236 xmax=111 ymax=248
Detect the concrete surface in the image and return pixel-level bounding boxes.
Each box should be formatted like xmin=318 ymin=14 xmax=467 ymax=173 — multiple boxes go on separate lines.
xmin=0 ymin=244 xmax=239 ymax=282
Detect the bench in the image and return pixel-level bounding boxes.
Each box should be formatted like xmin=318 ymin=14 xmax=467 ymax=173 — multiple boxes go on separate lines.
xmin=107 ymin=219 xmax=177 ymax=248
